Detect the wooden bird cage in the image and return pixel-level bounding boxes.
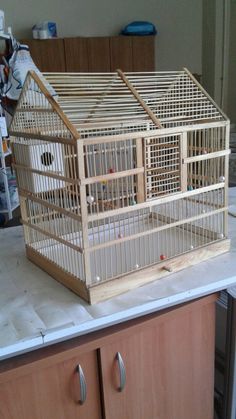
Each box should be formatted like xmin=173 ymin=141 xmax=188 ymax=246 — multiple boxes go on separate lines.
xmin=10 ymin=68 xmax=230 ymax=304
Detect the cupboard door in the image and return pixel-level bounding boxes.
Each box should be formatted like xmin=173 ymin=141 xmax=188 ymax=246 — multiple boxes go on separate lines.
xmin=88 ymin=37 xmax=110 ymax=72
xmin=99 ymin=298 xmax=215 ymax=419
xmin=132 ymin=36 xmax=155 ymax=72
xmin=64 ymin=38 xmax=89 ymax=72
xmin=0 ymin=350 xmax=101 ymax=419
xmin=110 ymin=36 xmax=133 ymax=72
xmin=22 ymin=39 xmax=66 ymax=72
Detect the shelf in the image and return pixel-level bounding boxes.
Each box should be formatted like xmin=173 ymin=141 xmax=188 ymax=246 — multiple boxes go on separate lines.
xmin=0 ymin=32 xmax=11 ymax=40
xmin=0 ymin=202 xmax=19 ymax=214
xmin=0 ymin=150 xmax=12 ymax=158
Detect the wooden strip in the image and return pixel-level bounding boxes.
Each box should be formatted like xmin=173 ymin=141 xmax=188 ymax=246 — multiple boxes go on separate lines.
xmin=9 ymin=130 xmax=74 ymax=145
xmin=117 ymin=69 xmax=163 ymax=128
xmin=26 ymin=246 xmax=89 ymax=301
xmin=150 ymin=212 xmax=219 ymax=241
xmin=183 ymin=149 xmax=231 ymax=164
xmin=84 ymin=121 xmax=228 ymax=145
xmin=28 ymin=71 xmax=80 ymax=140
xmin=88 ymin=183 xmax=225 ymax=222
xmin=22 ymin=220 xmax=83 ymax=253
xmin=13 ymin=163 xmax=79 ymax=185
xmin=16 ymin=108 xmax=55 ymax=113
xmin=81 ymin=167 xmax=144 ymax=186
xmin=88 ymin=239 xmax=230 ymax=304
xmin=19 ymin=190 xmax=82 ymax=222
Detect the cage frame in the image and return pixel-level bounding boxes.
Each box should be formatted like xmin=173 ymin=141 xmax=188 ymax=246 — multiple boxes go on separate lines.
xmin=10 ymin=69 xmax=231 ymax=304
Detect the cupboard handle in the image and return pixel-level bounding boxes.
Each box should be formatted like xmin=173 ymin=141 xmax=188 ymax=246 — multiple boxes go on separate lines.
xmin=116 ymin=352 xmax=126 ymax=392
xmin=76 ymin=364 xmax=87 ymax=405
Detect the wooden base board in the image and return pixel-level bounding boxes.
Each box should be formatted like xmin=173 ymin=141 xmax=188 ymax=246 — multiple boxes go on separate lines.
xmin=26 ymin=240 xmax=230 ymax=305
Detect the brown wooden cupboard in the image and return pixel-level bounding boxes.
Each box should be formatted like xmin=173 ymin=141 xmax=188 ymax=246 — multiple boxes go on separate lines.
xmin=21 ymin=36 xmax=155 ymax=73
xmin=21 ymin=38 xmax=66 ymax=72
xmin=0 ymin=294 xmax=216 ymax=419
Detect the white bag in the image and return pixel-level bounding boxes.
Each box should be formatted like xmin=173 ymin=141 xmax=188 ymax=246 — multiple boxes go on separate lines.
xmin=5 ymin=37 xmax=56 ymax=101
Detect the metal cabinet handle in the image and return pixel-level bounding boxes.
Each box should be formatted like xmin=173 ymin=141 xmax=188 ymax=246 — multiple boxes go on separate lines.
xmin=116 ymin=352 xmax=126 ymax=392
xmin=76 ymin=364 xmax=87 ymax=405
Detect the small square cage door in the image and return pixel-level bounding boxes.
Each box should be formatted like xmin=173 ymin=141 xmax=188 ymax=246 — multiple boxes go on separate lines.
xmin=144 ymin=134 xmax=182 ymax=200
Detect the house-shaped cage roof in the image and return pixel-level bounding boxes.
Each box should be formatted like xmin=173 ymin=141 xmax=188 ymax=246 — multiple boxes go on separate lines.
xmin=10 ymin=68 xmax=228 ymax=141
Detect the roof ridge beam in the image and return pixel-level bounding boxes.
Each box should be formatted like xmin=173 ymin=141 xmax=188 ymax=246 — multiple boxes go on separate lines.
xmin=116 ymin=69 xmax=163 ymax=129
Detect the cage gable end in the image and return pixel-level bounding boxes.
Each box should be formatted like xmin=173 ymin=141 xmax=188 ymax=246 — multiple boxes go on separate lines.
xmin=9 ymin=71 xmax=79 ymax=142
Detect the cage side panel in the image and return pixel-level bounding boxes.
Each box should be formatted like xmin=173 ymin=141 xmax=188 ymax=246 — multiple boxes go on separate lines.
xmin=13 ymin=136 xmax=86 ymax=283
xmin=25 ymin=224 xmax=85 ymax=282
xmin=13 ymin=139 xmax=81 ymax=216
xmin=186 ymin=126 xmax=227 ymax=191
xmin=26 ymin=246 xmax=89 ymax=302
xmin=86 ymin=187 xmax=226 ymax=284
xmin=88 ymin=239 xmax=230 ymax=304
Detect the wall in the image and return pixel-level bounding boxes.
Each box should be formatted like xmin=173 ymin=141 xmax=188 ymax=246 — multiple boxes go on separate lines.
xmin=202 ymin=0 xmax=216 ymax=98
xmin=227 ymin=1 xmax=236 ymax=124
xmin=2 ymin=0 xmax=202 ymax=73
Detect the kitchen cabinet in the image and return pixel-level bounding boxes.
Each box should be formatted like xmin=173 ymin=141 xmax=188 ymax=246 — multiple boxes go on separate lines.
xmin=21 ymin=36 xmax=155 ymax=73
xmin=110 ymin=36 xmax=133 ymax=71
xmin=21 ymin=38 xmax=66 ymax=72
xmin=0 ymin=294 xmax=216 ymax=419
xmin=0 ymin=350 xmax=101 ymax=419
xmin=64 ymin=37 xmax=89 ymax=72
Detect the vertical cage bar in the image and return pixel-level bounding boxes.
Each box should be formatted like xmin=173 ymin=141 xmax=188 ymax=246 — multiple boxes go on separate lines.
xmin=136 ymin=137 xmax=145 ymax=203
xmin=77 ymin=140 xmax=91 ymax=285
xmin=180 ymin=131 xmax=188 ymax=192
xmin=224 ymin=122 xmax=230 ymax=238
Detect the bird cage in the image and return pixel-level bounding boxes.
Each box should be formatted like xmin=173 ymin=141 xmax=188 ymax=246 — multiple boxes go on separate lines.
xmin=10 ymin=68 xmax=230 ymax=304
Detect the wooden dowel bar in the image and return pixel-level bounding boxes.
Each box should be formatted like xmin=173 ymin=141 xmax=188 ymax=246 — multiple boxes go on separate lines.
xmin=80 ymin=167 xmax=144 ymax=185
xmin=19 ymin=190 xmax=82 ymax=222
xmin=13 ymin=163 xmax=79 ymax=185
xmin=9 ymin=130 xmax=75 ymax=145
xmin=117 ymin=69 xmax=163 ymax=129
xmin=183 ymin=149 xmax=230 ymax=164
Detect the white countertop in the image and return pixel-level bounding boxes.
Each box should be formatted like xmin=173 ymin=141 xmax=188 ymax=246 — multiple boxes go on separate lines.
xmin=1 ymin=188 xmax=236 ymax=360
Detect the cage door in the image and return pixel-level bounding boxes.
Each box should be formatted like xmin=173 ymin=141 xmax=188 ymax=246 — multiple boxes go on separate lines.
xmin=144 ymin=133 xmax=183 ymax=200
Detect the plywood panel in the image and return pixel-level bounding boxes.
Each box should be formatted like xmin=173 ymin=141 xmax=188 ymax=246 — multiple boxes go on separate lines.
xmin=64 ymin=37 xmax=89 ymax=72
xmin=0 ymin=350 xmax=102 ymax=419
xmin=100 ymin=296 xmax=216 ymax=419
xmin=110 ymin=36 xmax=133 ymax=72
xmin=22 ymin=39 xmax=66 ymax=72
xmin=132 ymin=36 xmax=155 ymax=71
xmin=88 ymin=37 xmax=110 ymax=72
